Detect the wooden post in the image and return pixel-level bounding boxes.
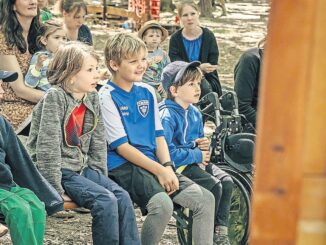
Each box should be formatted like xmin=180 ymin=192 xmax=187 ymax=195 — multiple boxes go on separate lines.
xmin=251 ymin=0 xmax=326 ymax=244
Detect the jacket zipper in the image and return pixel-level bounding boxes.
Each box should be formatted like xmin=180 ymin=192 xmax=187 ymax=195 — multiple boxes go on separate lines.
xmin=184 ymin=110 xmax=188 ymax=143
xmin=63 ymin=103 xmax=98 ymax=170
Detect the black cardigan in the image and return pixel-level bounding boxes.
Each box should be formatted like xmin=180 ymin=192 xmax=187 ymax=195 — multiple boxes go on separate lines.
xmin=234 ymin=47 xmax=263 ymax=128
xmin=169 ymin=27 xmax=222 ymax=96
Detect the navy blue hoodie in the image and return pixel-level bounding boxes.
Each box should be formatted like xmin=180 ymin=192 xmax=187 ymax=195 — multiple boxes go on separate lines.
xmin=159 ymin=99 xmax=203 ymax=168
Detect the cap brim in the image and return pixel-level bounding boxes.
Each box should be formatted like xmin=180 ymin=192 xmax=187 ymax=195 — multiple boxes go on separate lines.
xmin=0 ymin=71 xmax=18 ymax=83
xmin=174 ymin=61 xmax=201 ymax=83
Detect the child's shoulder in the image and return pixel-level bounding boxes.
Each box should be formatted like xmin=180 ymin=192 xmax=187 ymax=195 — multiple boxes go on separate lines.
xmin=42 ymin=86 xmax=66 ymax=103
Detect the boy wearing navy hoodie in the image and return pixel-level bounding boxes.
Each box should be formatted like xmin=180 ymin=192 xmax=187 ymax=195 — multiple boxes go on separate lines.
xmin=159 ymin=61 xmax=234 ymax=245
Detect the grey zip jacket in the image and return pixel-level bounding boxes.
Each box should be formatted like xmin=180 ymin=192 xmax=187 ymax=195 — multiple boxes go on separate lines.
xmin=27 ymin=86 xmax=108 ymax=195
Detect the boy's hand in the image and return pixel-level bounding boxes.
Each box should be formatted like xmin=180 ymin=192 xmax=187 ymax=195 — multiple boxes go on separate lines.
xmin=147 ymin=56 xmax=163 ymax=66
xmin=157 ymin=83 xmax=164 ymax=93
xmin=61 ymin=193 xmax=72 ymax=202
xmin=196 ymin=137 xmax=210 ymax=151
xmin=201 ymin=150 xmax=211 ymax=164
xmin=156 ymin=165 xmax=179 ymax=195
xmin=35 ymin=54 xmax=48 ymax=71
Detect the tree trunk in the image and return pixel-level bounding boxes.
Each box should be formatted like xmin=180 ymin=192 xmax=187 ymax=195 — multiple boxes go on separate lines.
xmin=199 ymin=0 xmax=213 ymax=18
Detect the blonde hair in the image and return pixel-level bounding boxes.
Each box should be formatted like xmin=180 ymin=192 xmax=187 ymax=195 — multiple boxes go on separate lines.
xmin=37 ymin=20 xmax=64 ymax=50
xmin=48 ymin=41 xmax=99 ymax=90
xmin=177 ymin=1 xmax=200 ymax=16
xmin=104 ymin=33 xmax=147 ymax=75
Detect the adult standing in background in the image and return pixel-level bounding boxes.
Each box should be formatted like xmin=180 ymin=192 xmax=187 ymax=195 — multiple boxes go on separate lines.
xmin=0 ymin=0 xmax=45 ymax=133
xmin=59 ymin=0 xmax=93 ymax=45
xmin=234 ymin=36 xmax=266 ymax=131
xmin=169 ymin=1 xmax=222 ymax=97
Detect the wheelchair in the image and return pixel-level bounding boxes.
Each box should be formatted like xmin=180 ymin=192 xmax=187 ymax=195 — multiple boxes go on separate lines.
xmin=175 ymin=91 xmax=255 ymax=245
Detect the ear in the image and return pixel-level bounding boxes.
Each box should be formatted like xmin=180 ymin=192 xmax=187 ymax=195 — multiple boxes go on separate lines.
xmin=62 ymin=10 xmax=68 ymax=18
xmin=109 ymin=60 xmax=119 ymax=72
xmin=169 ymin=85 xmax=178 ymax=97
xmin=40 ymin=36 xmax=47 ymax=46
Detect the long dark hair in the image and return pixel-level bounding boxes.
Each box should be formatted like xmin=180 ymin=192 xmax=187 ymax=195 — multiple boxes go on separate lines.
xmin=0 ymin=0 xmax=41 ymax=54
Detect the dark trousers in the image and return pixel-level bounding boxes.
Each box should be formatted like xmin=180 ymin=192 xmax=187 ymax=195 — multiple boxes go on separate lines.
xmin=61 ymin=167 xmax=140 ymax=245
xmin=182 ymin=164 xmax=233 ymax=227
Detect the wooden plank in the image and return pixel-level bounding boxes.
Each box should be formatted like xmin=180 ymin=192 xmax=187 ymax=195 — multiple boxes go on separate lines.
xmin=297 ymin=177 xmax=326 ymax=244
xmin=301 ymin=0 xmax=326 ymax=175
xmin=87 ymin=5 xmax=143 ymax=20
xmin=250 ymin=0 xmax=317 ymax=244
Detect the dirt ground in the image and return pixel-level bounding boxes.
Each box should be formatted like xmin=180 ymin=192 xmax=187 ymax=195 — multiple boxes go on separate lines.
xmin=0 ymin=1 xmax=268 ymax=244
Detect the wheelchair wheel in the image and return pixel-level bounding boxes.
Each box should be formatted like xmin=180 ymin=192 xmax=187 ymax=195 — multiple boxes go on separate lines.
xmin=176 ymin=166 xmax=252 ymax=245
xmin=219 ymin=165 xmax=252 ymax=245
xmin=175 ymin=208 xmax=193 ymax=245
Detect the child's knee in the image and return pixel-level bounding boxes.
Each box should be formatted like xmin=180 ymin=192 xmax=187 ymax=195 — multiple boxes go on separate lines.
xmin=8 ymin=201 xmax=33 ymax=221
xmin=203 ymin=188 xmax=215 ymax=211
xmin=221 ymin=177 xmax=234 ymax=192
xmin=93 ymin=193 xmax=119 ymax=214
xmin=147 ymin=192 xmax=173 ymax=217
xmin=117 ymin=189 xmax=134 ymax=209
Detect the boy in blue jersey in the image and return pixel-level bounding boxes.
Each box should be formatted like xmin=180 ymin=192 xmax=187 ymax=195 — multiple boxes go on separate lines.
xmin=99 ymin=33 xmax=215 ymax=245
xmin=159 ymin=61 xmax=234 ymax=245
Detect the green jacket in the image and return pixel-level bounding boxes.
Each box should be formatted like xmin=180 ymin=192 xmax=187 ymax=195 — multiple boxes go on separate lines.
xmin=27 ymin=86 xmax=108 ymax=195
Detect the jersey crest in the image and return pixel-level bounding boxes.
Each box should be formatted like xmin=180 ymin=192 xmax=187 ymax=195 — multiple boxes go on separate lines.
xmin=137 ymin=100 xmax=149 ymax=117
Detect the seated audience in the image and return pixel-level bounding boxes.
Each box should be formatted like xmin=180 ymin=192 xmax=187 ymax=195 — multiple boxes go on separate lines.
xmin=138 ymin=20 xmax=170 ymax=102
xmin=99 ymin=33 xmax=215 ymax=245
xmin=59 ymin=0 xmax=93 ymax=45
xmin=169 ymin=1 xmax=222 ymax=97
xmin=25 ymin=20 xmax=67 ymax=91
xmin=27 ymin=42 xmax=140 ymax=245
xmin=0 ymin=0 xmax=45 ymax=133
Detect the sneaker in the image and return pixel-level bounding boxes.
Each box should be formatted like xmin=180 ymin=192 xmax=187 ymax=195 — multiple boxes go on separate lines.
xmin=213 ymin=233 xmax=231 ymax=245
xmin=51 ymin=210 xmax=76 ymax=219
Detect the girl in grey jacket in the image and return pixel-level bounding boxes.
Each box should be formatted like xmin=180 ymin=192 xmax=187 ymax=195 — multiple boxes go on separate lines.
xmin=27 ymin=42 xmax=140 ymax=245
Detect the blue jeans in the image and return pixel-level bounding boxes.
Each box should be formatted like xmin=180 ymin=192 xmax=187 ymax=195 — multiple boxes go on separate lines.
xmin=61 ymin=167 xmax=140 ymax=245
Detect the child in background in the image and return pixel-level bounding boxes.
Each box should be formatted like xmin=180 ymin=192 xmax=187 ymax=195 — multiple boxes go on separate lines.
xmin=100 ymin=33 xmax=215 ymax=245
xmin=138 ymin=20 xmax=170 ymax=102
xmin=38 ymin=0 xmax=53 ymax=23
xmin=25 ymin=21 xmax=66 ymax=91
xmin=27 ymin=42 xmax=140 ymax=245
xmin=159 ymin=61 xmax=234 ymax=245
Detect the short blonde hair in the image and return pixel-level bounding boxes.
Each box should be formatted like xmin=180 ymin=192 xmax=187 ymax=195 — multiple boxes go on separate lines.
xmin=48 ymin=41 xmax=99 ymax=90
xmin=104 ymin=33 xmax=147 ymax=75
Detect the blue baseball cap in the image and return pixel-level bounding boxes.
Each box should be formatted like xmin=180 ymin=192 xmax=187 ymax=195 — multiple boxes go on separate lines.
xmin=0 ymin=70 xmax=18 ymax=83
xmin=161 ymin=61 xmax=201 ymax=92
